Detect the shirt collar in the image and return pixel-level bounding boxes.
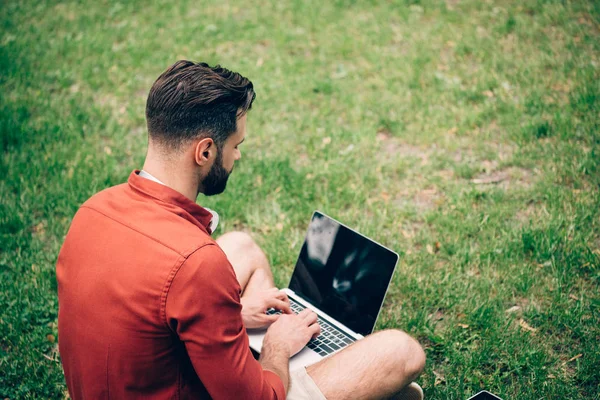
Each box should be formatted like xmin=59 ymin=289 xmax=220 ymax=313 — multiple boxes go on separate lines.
xmin=138 ymin=169 xmax=165 ymax=185
xmin=128 ymin=170 xmax=215 ymax=235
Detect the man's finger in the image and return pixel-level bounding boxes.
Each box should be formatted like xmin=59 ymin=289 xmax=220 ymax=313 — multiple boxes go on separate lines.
xmin=263 ymin=314 xmax=281 ymax=324
xmin=271 ymin=290 xmax=289 ymax=304
xmin=297 ymin=308 xmax=316 ymax=320
xmin=273 ymin=292 xmax=290 ymax=303
xmin=297 ymin=308 xmax=311 ymax=318
xmin=275 ymin=290 xmax=289 ymax=302
xmin=268 ymin=298 xmax=292 ymax=314
xmin=302 ymin=310 xmax=318 ymax=326
xmin=309 ymin=323 xmax=321 ymax=340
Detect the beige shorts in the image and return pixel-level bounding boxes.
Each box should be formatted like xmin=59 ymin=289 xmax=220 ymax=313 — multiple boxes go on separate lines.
xmin=287 ymin=367 xmax=327 ymax=400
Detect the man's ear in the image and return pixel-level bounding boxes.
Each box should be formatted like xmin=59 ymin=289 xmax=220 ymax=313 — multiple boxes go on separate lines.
xmin=194 ymin=138 xmax=216 ymax=166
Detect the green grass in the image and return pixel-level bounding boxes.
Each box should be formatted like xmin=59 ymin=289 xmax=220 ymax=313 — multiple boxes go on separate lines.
xmin=1 ymin=0 xmax=599 ymax=398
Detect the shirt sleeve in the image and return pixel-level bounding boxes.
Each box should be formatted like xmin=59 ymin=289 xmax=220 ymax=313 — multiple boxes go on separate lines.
xmin=164 ymin=244 xmax=286 ymax=400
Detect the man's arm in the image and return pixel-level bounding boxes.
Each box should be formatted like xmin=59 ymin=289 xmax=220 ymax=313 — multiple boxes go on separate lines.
xmin=165 ymin=245 xmax=286 ymax=400
xmin=259 ymin=309 xmax=322 ymax=392
xmin=259 ymin=339 xmax=291 ymax=391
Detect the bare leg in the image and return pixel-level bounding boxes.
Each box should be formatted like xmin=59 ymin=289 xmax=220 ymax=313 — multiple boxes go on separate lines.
xmin=306 ymin=330 xmax=426 ymax=400
xmin=216 ymin=231 xmax=274 ymax=296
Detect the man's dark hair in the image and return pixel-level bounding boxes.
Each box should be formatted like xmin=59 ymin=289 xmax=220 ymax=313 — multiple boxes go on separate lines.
xmin=146 ymin=60 xmax=255 ymax=149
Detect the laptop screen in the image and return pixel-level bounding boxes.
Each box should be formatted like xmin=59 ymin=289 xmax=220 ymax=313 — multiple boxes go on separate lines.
xmin=289 ymin=211 xmax=399 ymax=336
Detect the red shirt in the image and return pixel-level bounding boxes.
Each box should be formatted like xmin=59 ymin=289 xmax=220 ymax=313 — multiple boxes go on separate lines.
xmin=56 ymin=171 xmax=285 ymax=399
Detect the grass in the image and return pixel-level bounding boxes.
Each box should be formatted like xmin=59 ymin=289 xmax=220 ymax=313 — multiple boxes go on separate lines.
xmin=1 ymin=0 xmax=599 ymax=398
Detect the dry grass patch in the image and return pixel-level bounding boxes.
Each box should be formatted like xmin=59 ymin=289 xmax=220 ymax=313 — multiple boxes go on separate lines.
xmin=471 ymin=167 xmax=536 ymax=189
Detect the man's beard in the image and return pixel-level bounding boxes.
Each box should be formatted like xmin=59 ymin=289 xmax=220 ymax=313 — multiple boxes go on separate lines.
xmin=201 ymin=150 xmax=231 ymax=196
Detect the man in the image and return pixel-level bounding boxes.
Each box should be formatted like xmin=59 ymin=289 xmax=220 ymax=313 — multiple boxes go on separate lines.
xmin=57 ymin=60 xmax=425 ymax=399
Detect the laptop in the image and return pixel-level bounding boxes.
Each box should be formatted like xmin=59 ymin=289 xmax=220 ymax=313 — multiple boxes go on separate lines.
xmin=248 ymin=211 xmax=399 ymax=370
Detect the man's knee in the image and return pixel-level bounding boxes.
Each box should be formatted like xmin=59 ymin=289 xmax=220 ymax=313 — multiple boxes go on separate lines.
xmin=370 ymin=329 xmax=426 ymax=380
xmin=217 ymin=231 xmax=268 ymax=267
xmin=218 ymin=231 xmax=265 ymax=258
xmin=219 ymin=231 xmax=256 ymax=250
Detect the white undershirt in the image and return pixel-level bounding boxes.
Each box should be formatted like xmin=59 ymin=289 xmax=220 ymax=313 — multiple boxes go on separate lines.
xmin=138 ymin=170 xmax=219 ymax=233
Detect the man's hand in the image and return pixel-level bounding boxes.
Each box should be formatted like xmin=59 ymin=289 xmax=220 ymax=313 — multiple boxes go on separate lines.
xmin=263 ymin=308 xmax=321 ymax=357
xmin=259 ymin=309 xmax=321 ymax=392
xmin=241 ymin=288 xmax=292 ymax=329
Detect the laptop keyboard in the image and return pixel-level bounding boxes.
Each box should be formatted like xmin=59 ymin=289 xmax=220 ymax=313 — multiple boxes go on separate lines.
xmin=266 ymin=298 xmax=355 ymax=356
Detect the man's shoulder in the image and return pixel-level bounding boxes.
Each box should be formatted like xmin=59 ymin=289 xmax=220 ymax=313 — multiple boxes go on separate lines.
xmin=183 ymin=243 xmax=230 ymax=271
xmin=73 ymin=182 xmax=213 ymax=257
xmin=81 ymin=182 xmax=130 ymax=208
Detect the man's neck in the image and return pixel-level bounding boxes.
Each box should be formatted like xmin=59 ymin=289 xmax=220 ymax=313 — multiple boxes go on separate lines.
xmin=142 ymin=157 xmax=199 ymax=202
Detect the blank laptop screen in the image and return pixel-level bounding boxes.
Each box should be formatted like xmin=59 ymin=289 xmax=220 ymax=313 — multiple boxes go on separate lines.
xmin=289 ymin=212 xmax=398 ymax=336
